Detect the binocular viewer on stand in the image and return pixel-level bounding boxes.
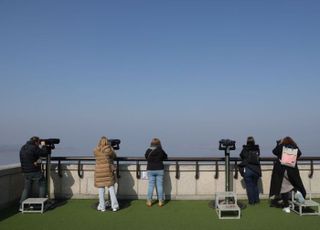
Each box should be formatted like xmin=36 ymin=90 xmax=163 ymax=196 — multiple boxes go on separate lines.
xmin=219 ymin=139 xmax=236 ymax=192
xmin=109 ymin=139 xmax=121 ymax=150
xmin=219 ymin=139 xmax=236 ymax=152
xmin=215 ymin=139 xmax=241 ymax=219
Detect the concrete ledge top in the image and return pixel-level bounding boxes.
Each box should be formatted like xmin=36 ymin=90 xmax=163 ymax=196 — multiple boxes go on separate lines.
xmin=0 ymin=163 xmax=21 ymax=177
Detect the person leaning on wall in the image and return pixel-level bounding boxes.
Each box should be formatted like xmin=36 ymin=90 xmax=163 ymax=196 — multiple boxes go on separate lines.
xmin=269 ymin=136 xmax=306 ymax=213
xmin=19 ymin=136 xmax=49 ymax=211
xmin=94 ymin=136 xmax=119 ymax=212
xmin=238 ymin=136 xmax=261 ymax=205
xmin=145 ymin=138 xmax=168 ymax=207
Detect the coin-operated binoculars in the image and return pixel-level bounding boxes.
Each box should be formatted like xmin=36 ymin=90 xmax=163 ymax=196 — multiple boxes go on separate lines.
xmin=216 ymin=139 xmax=241 ymax=219
xmin=40 ymin=138 xmax=60 ymax=200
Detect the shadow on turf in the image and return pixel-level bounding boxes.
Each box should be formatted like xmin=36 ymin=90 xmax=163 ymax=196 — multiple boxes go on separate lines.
xmin=45 ymin=199 xmax=69 ymax=212
xmin=0 ymin=205 xmax=20 ymax=222
xmin=0 ymin=199 xmax=69 ymax=222
xmin=91 ymin=199 xmax=133 ymax=211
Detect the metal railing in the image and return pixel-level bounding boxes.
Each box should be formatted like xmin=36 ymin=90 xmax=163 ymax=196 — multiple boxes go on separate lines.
xmin=49 ymin=156 xmax=320 ymax=180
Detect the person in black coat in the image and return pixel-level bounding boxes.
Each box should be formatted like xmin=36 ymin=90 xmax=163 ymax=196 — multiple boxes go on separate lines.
xmin=19 ymin=136 xmax=48 ymax=210
xmin=239 ymin=136 xmax=261 ymax=205
xmin=269 ymin=136 xmax=306 ymax=213
xmin=145 ymin=138 xmax=168 ymax=207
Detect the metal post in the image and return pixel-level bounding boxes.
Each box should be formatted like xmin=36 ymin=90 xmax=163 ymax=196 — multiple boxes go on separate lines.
xmin=225 ymin=147 xmax=230 ymax=192
xmin=46 ymin=150 xmax=52 ymax=200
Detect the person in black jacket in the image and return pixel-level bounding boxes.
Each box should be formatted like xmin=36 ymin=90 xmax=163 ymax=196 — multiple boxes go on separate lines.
xmin=269 ymin=136 xmax=306 ymax=213
xmin=239 ymin=136 xmax=261 ymax=205
xmin=145 ymin=138 xmax=168 ymax=207
xmin=19 ymin=136 xmax=48 ymax=210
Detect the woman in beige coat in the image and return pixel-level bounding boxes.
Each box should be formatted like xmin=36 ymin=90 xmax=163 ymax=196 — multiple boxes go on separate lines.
xmin=94 ymin=136 xmax=119 ymax=212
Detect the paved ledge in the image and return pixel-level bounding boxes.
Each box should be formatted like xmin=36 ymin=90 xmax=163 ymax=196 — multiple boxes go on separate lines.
xmin=0 ymin=164 xmax=21 ymax=177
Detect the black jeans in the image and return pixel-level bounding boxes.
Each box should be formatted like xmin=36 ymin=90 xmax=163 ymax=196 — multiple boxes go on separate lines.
xmin=20 ymin=171 xmax=46 ymax=204
xmin=281 ymin=192 xmax=290 ymax=208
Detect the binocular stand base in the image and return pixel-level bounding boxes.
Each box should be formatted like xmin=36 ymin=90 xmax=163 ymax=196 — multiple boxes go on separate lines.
xmin=215 ymin=192 xmax=241 ymax=219
xmin=21 ymin=198 xmax=48 ymax=213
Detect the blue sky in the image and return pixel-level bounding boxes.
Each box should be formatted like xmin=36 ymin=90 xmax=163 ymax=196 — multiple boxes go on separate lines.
xmin=0 ymin=0 xmax=320 ymax=158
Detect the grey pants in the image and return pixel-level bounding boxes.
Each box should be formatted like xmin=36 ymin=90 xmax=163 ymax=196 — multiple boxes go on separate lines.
xmin=20 ymin=171 xmax=46 ymax=204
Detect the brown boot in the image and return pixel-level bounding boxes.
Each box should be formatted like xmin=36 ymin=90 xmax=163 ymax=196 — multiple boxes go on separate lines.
xmin=158 ymin=201 xmax=164 ymax=207
xmin=146 ymin=200 xmax=152 ymax=207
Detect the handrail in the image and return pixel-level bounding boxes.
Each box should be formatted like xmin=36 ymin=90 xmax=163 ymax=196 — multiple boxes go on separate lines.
xmin=49 ymin=156 xmax=320 ymax=179
xmin=77 ymin=160 xmax=84 ymax=178
xmin=50 ymin=156 xmax=320 ymax=162
xmin=195 ymin=161 xmax=199 ymax=180
xmin=58 ymin=160 xmax=62 ymax=178
xmin=309 ymin=160 xmax=314 ymax=178
xmin=214 ymin=161 xmax=219 ymax=179
xmin=233 ymin=159 xmax=238 ymax=179
xmin=136 ymin=161 xmax=141 ymax=179
xmin=175 ymin=161 xmax=180 ymax=179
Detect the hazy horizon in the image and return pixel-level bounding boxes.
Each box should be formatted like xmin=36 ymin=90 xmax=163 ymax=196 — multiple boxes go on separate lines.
xmin=1 ymin=1 xmax=320 ymax=165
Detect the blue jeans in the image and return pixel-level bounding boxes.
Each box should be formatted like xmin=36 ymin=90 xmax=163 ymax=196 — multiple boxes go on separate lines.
xmin=147 ymin=170 xmax=164 ymax=201
xmin=20 ymin=171 xmax=46 ymax=204
xmin=243 ymin=167 xmax=260 ymax=204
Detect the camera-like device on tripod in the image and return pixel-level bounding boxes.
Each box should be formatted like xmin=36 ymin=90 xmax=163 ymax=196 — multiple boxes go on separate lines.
xmin=40 ymin=138 xmax=60 ymax=151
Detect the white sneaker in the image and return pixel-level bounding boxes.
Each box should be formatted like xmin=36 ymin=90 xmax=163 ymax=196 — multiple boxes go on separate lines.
xmin=97 ymin=205 xmax=105 ymax=212
xmin=112 ymin=207 xmax=119 ymax=212
xmin=282 ymin=207 xmax=290 ymax=213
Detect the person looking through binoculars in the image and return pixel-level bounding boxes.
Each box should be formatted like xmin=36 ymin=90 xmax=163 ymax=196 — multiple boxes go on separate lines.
xmin=94 ymin=136 xmax=119 ymax=212
xmin=238 ymin=136 xmax=261 ymax=205
xmin=19 ymin=136 xmax=49 ymax=211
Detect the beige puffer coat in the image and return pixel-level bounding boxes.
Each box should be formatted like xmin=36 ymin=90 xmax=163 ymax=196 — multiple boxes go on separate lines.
xmin=94 ymin=144 xmax=117 ymax=188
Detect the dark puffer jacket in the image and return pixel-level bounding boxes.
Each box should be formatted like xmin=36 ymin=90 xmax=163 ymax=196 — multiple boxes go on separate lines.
xmin=145 ymin=147 xmax=168 ymax=170
xmin=239 ymin=144 xmax=261 ymax=176
xmin=20 ymin=141 xmax=48 ymax=173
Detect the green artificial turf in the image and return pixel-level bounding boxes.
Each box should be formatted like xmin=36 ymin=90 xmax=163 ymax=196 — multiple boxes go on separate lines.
xmin=0 ymin=200 xmax=319 ymax=230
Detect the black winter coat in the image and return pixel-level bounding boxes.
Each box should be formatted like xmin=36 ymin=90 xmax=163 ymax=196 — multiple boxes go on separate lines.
xmin=20 ymin=141 xmax=48 ymax=173
xmin=239 ymin=144 xmax=261 ymax=177
xmin=145 ymin=147 xmax=168 ymax=170
xmin=269 ymin=144 xmax=306 ymax=198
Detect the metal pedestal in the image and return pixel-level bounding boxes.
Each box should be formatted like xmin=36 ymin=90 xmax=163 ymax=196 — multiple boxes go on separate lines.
xmin=21 ymin=198 xmax=48 ymax=213
xmin=290 ymin=192 xmax=320 ymax=216
xmin=215 ymin=192 xmax=241 ymax=219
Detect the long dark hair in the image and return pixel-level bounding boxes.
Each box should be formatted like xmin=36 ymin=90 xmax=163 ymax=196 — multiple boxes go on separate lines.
xmin=246 ymin=136 xmax=255 ymax=146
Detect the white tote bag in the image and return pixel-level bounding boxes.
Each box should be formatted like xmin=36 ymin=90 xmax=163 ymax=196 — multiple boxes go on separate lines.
xmin=281 ymin=146 xmax=298 ymax=168
xmin=141 ymin=171 xmax=148 ymax=180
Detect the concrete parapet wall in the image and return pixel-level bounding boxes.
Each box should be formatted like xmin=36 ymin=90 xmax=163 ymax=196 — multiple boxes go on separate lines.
xmin=48 ymin=163 xmax=320 ymax=200
xmin=0 ymin=164 xmax=23 ymax=210
xmin=1 ymin=162 xmax=320 ymax=210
